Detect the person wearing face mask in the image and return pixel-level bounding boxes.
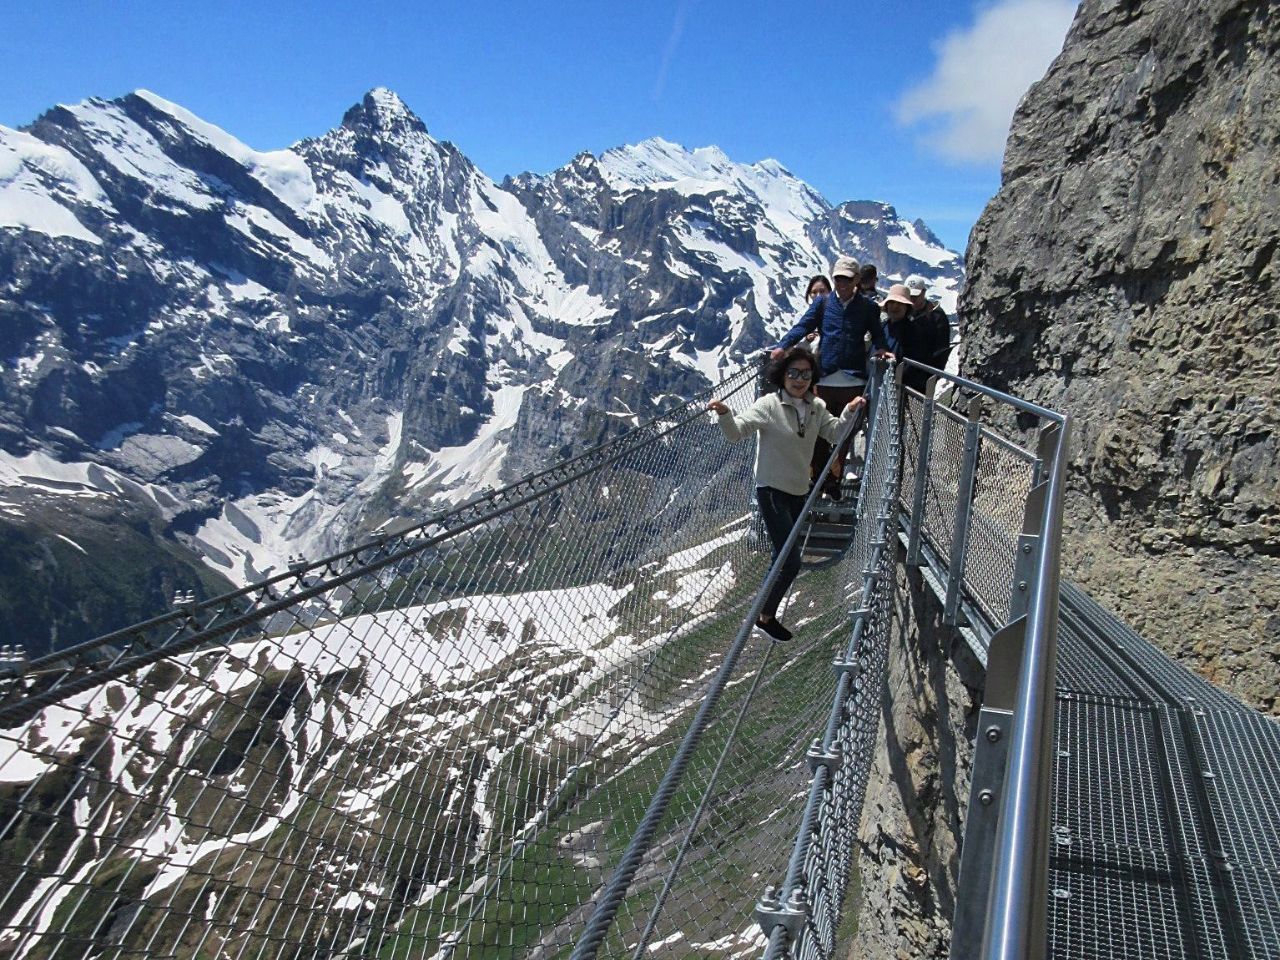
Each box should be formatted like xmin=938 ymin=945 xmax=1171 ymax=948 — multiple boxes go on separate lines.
xmin=709 ymin=345 xmax=866 ymax=641
xmin=770 ymin=256 xmax=892 ymax=500
xmin=804 ymin=274 xmax=832 ymax=303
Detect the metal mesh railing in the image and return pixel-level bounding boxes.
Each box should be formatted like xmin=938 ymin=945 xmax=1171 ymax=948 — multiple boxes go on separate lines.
xmin=0 ymin=364 xmax=806 ymax=960
xmin=560 ymin=368 xmax=894 ymax=960
xmin=963 ymin=429 xmax=1037 ymax=626
xmin=895 ymin=363 xmax=1071 ymax=960
xmin=756 ymin=360 xmax=901 ymax=960
xmin=0 ymin=353 xmax=1070 ymax=960
xmin=920 ymin=403 xmax=965 ymax=563
xmin=899 ymin=383 xmax=1043 ymax=635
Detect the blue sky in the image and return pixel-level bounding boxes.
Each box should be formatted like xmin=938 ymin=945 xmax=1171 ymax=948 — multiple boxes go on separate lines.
xmin=0 ymin=0 xmax=1077 ymax=253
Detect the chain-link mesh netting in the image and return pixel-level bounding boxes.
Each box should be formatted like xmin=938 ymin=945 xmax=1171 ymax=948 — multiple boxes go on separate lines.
xmin=899 ymin=387 xmax=924 ymax=525
xmin=563 ymin=369 xmax=895 ymax=960
xmin=919 ymin=405 xmax=966 ymax=563
xmin=0 ymin=364 xmax=807 ymax=960
xmin=962 ymin=429 xmax=1037 ymax=625
xmin=755 ymin=364 xmax=901 ymax=960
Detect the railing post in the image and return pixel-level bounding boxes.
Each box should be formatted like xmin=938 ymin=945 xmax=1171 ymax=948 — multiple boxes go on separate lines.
xmin=906 ymin=375 xmax=939 ymax=566
xmin=1029 ymin=419 xmax=1056 ymax=488
xmin=949 ymin=611 xmax=1026 ymax=960
xmin=1009 ymin=482 xmax=1046 ymax=621
xmin=983 ymin=418 xmax=1067 ymax=960
xmin=949 ymin=710 xmax=1011 ymax=958
xmin=944 ymin=395 xmax=983 ymax=624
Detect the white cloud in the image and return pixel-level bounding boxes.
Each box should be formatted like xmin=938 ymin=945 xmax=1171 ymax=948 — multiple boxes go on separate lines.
xmin=652 ymin=0 xmax=696 ymax=101
xmin=895 ymin=0 xmax=1078 ymax=163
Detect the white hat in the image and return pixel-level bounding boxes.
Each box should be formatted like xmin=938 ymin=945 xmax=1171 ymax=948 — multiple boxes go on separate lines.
xmin=904 ymin=275 xmax=929 ymax=296
xmin=831 ymin=255 xmax=860 ymax=280
xmin=881 ymin=284 xmax=915 ymax=308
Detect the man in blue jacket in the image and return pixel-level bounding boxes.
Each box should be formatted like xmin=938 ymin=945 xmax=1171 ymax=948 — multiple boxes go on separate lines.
xmin=770 ymin=255 xmax=892 ymax=499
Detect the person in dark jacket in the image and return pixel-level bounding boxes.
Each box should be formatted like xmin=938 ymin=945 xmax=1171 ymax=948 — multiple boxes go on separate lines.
xmin=858 ymin=263 xmax=879 ymax=301
xmin=903 ymin=275 xmax=953 ymax=376
xmin=770 ymin=255 xmax=891 ymax=499
xmin=880 ymin=283 xmax=935 ymax=394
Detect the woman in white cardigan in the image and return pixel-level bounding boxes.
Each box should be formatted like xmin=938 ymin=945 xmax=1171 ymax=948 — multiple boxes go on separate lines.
xmin=709 ymin=346 xmax=866 ymax=641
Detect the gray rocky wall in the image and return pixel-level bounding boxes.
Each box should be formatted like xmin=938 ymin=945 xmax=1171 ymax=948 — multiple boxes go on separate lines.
xmin=960 ymin=0 xmax=1280 ymax=712
xmin=849 ymin=549 xmax=981 ymax=958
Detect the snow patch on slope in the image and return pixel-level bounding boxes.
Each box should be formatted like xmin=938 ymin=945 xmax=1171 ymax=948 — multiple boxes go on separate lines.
xmin=403 ymin=385 xmax=526 ymax=498
xmin=887 ymin=220 xmax=959 ymax=268
xmin=193 ymin=413 xmax=405 ymax=585
xmin=133 ymin=90 xmax=318 ymax=213
xmin=0 ymin=127 xmax=109 ymax=243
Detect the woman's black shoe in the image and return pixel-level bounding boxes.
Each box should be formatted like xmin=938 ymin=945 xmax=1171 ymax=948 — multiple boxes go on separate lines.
xmin=756 ymin=617 xmax=793 ymax=642
xmin=822 ymin=477 xmax=843 ymax=502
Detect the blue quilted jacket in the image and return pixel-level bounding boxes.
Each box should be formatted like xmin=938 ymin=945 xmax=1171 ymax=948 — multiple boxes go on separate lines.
xmin=773 ymin=292 xmax=887 ymax=377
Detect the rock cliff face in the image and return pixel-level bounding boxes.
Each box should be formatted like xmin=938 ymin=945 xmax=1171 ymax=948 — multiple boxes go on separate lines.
xmin=848 ymin=553 xmax=978 ymax=959
xmin=960 ymin=0 xmax=1280 ymax=712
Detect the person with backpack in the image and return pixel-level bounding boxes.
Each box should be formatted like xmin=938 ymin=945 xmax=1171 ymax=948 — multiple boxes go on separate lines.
xmin=770 ymin=256 xmax=892 ymax=500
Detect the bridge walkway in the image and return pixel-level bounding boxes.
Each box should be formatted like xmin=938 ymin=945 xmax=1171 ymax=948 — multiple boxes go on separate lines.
xmin=1051 ymin=583 xmax=1280 ymax=960
xmin=0 ymin=358 xmax=1276 ymax=960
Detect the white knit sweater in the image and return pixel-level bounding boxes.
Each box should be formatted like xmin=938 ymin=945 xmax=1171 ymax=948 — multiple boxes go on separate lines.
xmin=717 ymin=392 xmax=857 ymax=496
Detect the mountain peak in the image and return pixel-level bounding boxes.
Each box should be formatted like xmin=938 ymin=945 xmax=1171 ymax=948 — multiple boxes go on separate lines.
xmin=340 ymin=88 xmax=429 ymax=139
xmin=593 ymin=137 xmax=827 ymax=238
xmin=598 ymin=137 xmax=732 ymax=191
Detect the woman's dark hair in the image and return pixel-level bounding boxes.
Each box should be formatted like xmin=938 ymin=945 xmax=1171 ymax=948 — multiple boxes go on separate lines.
xmin=804 ymin=275 xmax=832 ymax=302
xmin=765 ymin=345 xmax=821 ymax=391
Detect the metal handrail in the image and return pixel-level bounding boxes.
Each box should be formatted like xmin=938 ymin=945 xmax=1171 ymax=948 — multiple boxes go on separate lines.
xmin=983 ymin=418 xmax=1068 ymax=960
xmin=979 ymin=425 xmax=1038 ymax=462
xmin=900 ymin=359 xmax=1067 ymax=426
xmin=898 ymin=358 xmax=1069 ymax=960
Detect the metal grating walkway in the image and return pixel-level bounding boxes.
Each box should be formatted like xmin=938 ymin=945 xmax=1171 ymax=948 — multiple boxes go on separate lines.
xmin=1050 ymin=583 xmax=1280 ymax=959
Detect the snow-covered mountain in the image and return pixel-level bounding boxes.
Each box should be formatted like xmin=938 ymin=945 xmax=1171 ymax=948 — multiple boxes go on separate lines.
xmin=0 ymin=88 xmax=962 ymax=653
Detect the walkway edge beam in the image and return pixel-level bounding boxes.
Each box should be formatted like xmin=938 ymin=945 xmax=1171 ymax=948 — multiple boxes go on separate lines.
xmin=982 ymin=416 xmax=1069 ymax=960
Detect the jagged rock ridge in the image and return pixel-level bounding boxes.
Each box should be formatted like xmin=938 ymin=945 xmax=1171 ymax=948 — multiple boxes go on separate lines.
xmin=0 ymin=88 xmax=962 ymax=653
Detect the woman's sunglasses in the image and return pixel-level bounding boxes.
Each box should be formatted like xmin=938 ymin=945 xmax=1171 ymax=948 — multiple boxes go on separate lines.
xmin=785 ymin=368 xmax=814 ymax=382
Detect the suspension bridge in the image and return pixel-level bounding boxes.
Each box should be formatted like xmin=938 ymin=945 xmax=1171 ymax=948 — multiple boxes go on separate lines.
xmin=1 ymin=359 xmax=1276 ymax=960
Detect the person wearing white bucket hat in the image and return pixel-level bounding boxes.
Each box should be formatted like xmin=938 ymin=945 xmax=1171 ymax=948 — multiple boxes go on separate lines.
xmin=881 ymin=283 xmax=933 ymax=393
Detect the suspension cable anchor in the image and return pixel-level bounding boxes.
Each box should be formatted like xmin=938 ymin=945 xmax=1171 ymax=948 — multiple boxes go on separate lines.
xmin=832 ymin=655 xmax=863 ymax=677
xmin=754 ymin=884 xmax=808 ymax=940
xmin=807 ymin=739 xmax=843 ymax=774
